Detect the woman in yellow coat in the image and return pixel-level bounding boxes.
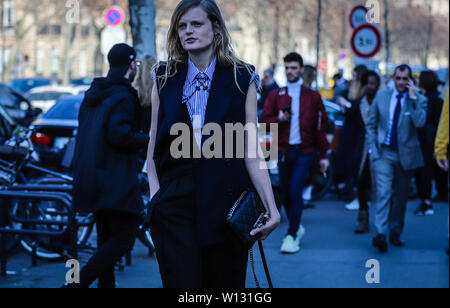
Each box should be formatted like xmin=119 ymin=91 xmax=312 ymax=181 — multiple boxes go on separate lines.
xmin=435 ymin=89 xmax=449 ymax=172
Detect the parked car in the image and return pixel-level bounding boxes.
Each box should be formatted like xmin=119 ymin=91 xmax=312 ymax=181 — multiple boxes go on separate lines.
xmin=70 ymin=78 xmax=93 ymax=86
xmin=30 ymin=95 xmax=82 ymax=168
xmin=9 ymin=78 xmax=54 ymax=95
xmin=0 ymin=83 xmax=41 ymax=126
xmin=27 ymin=85 xmax=87 ymax=113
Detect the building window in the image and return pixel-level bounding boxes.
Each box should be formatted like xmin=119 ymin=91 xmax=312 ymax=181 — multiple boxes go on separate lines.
xmin=38 ymin=24 xmax=61 ymax=36
xmin=49 ymin=25 xmax=61 ymax=36
xmin=2 ymin=0 xmax=16 ymax=29
xmin=38 ymin=25 xmax=48 ymax=35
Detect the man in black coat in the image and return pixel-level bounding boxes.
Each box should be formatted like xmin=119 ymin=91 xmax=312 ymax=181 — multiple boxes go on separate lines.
xmin=71 ymin=43 xmax=150 ymax=288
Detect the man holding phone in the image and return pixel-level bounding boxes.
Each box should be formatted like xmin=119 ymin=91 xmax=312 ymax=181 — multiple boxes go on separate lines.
xmin=262 ymin=52 xmax=329 ymax=254
xmin=366 ymin=64 xmax=427 ymax=253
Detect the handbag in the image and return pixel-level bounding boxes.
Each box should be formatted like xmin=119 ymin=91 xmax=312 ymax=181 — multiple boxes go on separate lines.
xmin=226 ymin=188 xmax=274 ymax=288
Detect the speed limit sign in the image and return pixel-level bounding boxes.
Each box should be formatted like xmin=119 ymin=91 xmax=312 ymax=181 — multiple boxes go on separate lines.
xmin=349 ymin=5 xmax=368 ymax=28
xmin=350 ymin=24 xmax=382 ymax=59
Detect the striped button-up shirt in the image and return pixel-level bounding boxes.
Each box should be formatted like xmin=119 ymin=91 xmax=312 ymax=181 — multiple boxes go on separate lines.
xmin=182 ymin=57 xmax=217 ymax=147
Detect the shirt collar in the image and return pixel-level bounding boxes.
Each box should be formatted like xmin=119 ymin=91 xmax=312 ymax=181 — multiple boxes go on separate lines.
xmin=187 ymin=57 xmax=217 ymax=84
xmin=393 ymin=88 xmax=407 ymax=99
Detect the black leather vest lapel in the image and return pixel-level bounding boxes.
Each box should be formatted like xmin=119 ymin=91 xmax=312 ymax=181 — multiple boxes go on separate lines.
xmin=161 ymin=63 xmax=188 ymax=130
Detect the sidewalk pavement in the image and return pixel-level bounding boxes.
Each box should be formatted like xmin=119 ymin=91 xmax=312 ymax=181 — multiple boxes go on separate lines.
xmin=0 ymin=198 xmax=448 ymax=288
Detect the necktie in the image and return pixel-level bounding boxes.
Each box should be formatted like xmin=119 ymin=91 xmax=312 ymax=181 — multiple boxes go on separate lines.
xmin=390 ymin=93 xmax=403 ymax=151
xmin=195 ymin=72 xmax=209 ymax=91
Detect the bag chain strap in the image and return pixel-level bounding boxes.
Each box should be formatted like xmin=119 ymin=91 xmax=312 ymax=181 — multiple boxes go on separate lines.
xmin=249 ymin=247 xmax=261 ymax=288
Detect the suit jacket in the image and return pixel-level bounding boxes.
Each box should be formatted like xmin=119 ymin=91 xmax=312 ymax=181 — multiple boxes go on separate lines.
xmin=366 ymin=89 xmax=428 ymax=171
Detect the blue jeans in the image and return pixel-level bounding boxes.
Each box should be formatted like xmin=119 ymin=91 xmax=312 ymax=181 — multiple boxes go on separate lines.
xmin=278 ymin=148 xmax=313 ymax=238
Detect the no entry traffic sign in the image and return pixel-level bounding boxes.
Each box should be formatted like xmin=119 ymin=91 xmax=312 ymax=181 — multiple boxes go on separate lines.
xmin=349 ymin=5 xmax=368 ymax=29
xmin=350 ymin=23 xmax=382 ymax=59
xmin=104 ymin=6 xmax=125 ymax=27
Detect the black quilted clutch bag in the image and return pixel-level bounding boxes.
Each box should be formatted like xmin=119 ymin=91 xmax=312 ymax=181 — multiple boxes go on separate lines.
xmin=226 ymin=188 xmax=269 ymax=250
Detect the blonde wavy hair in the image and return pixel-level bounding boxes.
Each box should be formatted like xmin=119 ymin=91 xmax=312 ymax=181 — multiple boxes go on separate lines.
xmin=157 ymin=0 xmax=253 ymax=92
xmin=133 ymin=55 xmax=157 ymax=107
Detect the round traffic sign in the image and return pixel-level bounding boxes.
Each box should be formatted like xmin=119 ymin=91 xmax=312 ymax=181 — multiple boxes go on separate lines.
xmin=350 ymin=24 xmax=382 ymax=59
xmin=349 ymin=5 xmax=368 ymax=28
xmin=104 ymin=6 xmax=125 ymax=27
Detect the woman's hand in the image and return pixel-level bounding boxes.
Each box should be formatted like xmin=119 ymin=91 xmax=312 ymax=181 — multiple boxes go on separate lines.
xmin=250 ymin=211 xmax=281 ymax=241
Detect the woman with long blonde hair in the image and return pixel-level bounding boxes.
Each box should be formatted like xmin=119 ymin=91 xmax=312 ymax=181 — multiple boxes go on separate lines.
xmin=145 ymin=0 xmax=280 ymax=288
xmin=133 ymin=55 xmax=156 ymax=134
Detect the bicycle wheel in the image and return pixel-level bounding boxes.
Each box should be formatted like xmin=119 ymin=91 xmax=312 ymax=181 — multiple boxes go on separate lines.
xmin=11 ymin=199 xmax=94 ymax=260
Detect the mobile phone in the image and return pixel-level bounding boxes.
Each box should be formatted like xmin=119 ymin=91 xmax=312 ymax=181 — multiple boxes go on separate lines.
xmin=281 ymin=107 xmax=292 ymax=114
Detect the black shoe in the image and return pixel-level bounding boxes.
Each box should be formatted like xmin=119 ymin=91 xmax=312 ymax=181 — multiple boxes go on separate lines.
xmin=389 ymin=233 xmax=405 ymax=247
xmin=373 ymin=234 xmax=388 ymax=253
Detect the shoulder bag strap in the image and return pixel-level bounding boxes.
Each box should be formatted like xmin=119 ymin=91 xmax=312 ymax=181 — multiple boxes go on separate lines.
xmin=249 ymin=241 xmax=274 ymax=289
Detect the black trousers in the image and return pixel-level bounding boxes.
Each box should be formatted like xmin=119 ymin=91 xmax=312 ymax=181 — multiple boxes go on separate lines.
xmin=433 ymin=163 xmax=449 ymax=200
xmin=357 ymin=158 xmax=372 ymax=212
xmin=79 ymin=209 xmax=140 ymax=288
xmin=415 ymin=161 xmax=434 ymax=202
xmin=150 ymin=173 xmax=248 ymax=288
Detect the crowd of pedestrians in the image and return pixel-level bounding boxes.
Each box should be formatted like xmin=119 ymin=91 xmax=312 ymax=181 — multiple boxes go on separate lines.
xmin=259 ymin=55 xmax=449 ymax=255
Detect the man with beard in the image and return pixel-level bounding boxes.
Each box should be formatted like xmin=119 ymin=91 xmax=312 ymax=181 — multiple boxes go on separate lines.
xmin=262 ymin=52 xmax=329 ymax=254
xmin=70 ymin=43 xmax=150 ymax=288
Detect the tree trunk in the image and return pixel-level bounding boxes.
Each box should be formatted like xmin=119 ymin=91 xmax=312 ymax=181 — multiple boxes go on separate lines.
xmin=423 ymin=1 xmax=433 ymax=68
xmin=271 ymin=3 xmax=280 ymax=69
xmin=129 ymin=0 xmax=157 ymax=59
xmin=255 ymin=5 xmax=263 ymax=71
xmin=316 ymin=0 xmax=322 ymax=87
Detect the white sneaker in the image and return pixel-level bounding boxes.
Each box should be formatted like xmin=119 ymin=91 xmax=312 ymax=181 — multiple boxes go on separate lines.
xmin=302 ymin=185 xmax=313 ymax=201
xmin=345 ymin=199 xmax=360 ymax=211
xmin=280 ymin=235 xmax=300 ymax=254
xmin=297 ymin=224 xmax=306 ymax=241
xmin=424 ymin=208 xmax=435 ymax=216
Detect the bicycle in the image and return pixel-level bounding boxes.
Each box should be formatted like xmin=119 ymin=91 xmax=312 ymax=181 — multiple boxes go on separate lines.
xmin=1 ymin=127 xmax=155 ymax=260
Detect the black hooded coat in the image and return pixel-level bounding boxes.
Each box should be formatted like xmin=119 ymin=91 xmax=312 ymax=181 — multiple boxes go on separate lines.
xmin=72 ymin=73 xmax=149 ymax=215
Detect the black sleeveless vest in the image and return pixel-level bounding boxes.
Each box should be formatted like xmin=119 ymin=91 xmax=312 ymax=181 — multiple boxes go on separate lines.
xmin=154 ymin=61 xmax=255 ymax=245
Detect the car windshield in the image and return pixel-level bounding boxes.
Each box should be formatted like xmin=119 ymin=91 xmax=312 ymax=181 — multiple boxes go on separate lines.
xmin=0 ymin=86 xmax=22 ymax=108
xmin=44 ymin=97 xmax=82 ymax=120
xmin=29 ymin=92 xmax=71 ymax=101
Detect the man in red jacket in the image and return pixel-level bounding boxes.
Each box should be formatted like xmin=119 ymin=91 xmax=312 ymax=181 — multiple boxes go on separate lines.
xmin=262 ymin=52 xmax=330 ymax=254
